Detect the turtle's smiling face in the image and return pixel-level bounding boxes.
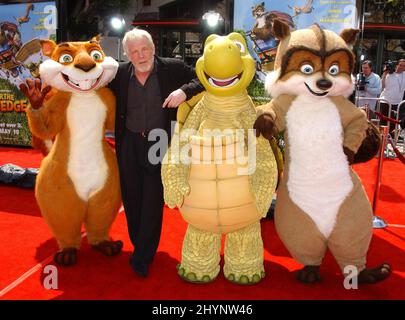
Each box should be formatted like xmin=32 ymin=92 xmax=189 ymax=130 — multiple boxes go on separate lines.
xmin=196 ymin=33 xmax=255 ymax=97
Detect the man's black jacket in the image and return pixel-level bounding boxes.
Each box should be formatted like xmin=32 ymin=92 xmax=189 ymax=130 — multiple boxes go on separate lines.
xmin=108 ymin=56 xmax=204 ymax=152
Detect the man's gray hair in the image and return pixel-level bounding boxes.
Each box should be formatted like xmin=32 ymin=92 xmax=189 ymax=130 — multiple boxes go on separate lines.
xmin=122 ymin=28 xmax=155 ymax=56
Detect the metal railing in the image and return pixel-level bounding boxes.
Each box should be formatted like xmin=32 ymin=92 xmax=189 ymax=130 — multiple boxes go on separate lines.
xmin=355 ymin=97 xmax=405 ymax=229
xmin=355 ymin=96 xmax=390 ymax=118
xmin=356 ymin=97 xmax=405 ymax=149
xmin=372 ymin=125 xmax=389 ymax=229
xmin=394 ymin=100 xmax=405 ymax=146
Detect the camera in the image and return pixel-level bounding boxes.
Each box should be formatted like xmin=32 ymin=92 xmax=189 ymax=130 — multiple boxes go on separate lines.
xmin=383 ymin=60 xmax=397 ymax=74
xmin=356 ymin=72 xmax=368 ymax=91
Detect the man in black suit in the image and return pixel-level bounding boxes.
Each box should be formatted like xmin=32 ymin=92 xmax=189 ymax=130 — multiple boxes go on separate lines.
xmin=109 ymin=29 xmax=203 ymax=277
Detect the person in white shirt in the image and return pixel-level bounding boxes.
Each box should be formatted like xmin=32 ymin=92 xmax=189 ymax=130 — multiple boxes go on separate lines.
xmin=355 ymin=60 xmax=382 ymax=111
xmin=379 ymin=59 xmax=405 ymax=134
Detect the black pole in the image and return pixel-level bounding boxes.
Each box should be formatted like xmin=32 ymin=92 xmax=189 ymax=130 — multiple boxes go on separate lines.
xmin=225 ymin=0 xmax=234 ymax=34
xmin=358 ymin=0 xmax=367 ymax=66
xmin=56 ymin=0 xmax=68 ymax=41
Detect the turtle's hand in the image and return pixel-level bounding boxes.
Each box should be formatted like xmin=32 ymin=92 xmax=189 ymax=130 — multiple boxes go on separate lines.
xmin=164 ymin=178 xmax=190 ymax=209
xmin=250 ymin=175 xmax=271 ymax=216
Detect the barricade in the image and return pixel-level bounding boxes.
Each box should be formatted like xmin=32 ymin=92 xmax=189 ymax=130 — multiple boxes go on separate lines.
xmin=356 ymin=98 xmax=405 ymax=228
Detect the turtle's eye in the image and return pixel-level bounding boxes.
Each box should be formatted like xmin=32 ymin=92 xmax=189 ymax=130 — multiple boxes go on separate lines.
xmin=300 ymin=64 xmax=314 ymax=75
xmin=59 ymin=53 xmax=73 ymax=64
xmin=233 ymin=41 xmax=246 ymax=54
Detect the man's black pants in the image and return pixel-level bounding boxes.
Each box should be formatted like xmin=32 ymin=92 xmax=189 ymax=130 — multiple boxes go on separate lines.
xmin=118 ymin=128 xmax=164 ymax=266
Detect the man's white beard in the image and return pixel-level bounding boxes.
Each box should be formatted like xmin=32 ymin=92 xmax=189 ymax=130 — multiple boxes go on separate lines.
xmin=135 ymin=60 xmax=154 ymax=73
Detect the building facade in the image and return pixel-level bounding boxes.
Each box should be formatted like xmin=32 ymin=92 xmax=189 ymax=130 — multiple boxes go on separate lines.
xmin=359 ymin=0 xmax=405 ymax=74
xmin=132 ymin=0 xmax=231 ymax=66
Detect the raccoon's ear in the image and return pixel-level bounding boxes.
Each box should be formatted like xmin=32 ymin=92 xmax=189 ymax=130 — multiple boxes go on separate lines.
xmin=273 ymin=18 xmax=290 ymax=40
xmin=340 ymin=28 xmax=359 ymax=45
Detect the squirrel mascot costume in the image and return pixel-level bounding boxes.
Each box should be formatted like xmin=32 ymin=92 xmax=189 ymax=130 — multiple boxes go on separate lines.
xmin=162 ymin=33 xmax=278 ymax=285
xmin=254 ymin=19 xmax=391 ymax=284
xmin=20 ymin=37 xmax=123 ymax=266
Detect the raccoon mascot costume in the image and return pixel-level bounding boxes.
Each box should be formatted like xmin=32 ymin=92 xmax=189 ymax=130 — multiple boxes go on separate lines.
xmin=254 ymin=19 xmax=391 ymax=285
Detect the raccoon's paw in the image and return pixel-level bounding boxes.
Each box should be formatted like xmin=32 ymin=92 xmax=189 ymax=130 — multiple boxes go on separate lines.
xmin=358 ymin=263 xmax=391 ymax=284
xmin=296 ymin=265 xmax=322 ymax=284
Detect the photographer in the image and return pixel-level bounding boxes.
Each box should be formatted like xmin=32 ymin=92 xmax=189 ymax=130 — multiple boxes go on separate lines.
xmin=355 ymin=60 xmax=382 ymax=112
xmin=380 ymin=59 xmax=405 ymax=134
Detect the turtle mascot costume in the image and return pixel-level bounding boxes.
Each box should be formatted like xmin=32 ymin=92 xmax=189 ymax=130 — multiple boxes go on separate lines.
xmin=161 ymin=33 xmax=278 ymax=285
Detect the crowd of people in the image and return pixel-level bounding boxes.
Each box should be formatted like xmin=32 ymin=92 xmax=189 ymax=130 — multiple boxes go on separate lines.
xmin=355 ymin=58 xmax=405 ymax=139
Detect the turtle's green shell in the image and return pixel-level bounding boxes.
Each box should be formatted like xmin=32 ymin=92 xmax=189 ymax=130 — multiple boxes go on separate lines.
xmin=180 ymin=134 xmax=261 ymax=234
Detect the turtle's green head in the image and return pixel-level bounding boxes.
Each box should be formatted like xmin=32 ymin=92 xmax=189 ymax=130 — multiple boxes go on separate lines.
xmin=196 ymin=32 xmax=255 ymax=97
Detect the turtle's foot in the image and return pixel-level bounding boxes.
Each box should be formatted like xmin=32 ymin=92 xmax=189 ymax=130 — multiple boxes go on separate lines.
xmin=176 ymin=264 xmax=217 ymax=284
xmin=225 ymin=271 xmax=266 ymax=285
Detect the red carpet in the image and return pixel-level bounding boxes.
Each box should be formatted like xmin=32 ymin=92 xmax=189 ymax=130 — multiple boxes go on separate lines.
xmin=0 ymin=146 xmax=404 ymax=300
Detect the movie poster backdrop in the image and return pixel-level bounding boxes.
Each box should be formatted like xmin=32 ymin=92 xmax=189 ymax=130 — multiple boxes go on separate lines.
xmin=234 ymin=0 xmax=358 ymax=101
xmin=0 ymin=1 xmax=56 ymax=146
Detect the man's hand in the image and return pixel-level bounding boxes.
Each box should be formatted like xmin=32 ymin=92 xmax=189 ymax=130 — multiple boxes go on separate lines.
xmin=19 ymin=79 xmax=51 ymax=110
xmin=162 ymin=89 xmax=186 ymax=108
xmin=253 ymin=113 xmax=276 ymax=140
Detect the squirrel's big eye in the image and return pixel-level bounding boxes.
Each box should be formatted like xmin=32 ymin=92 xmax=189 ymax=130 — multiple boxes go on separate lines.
xmin=300 ymin=64 xmax=314 ymax=74
xmin=90 ymin=50 xmax=103 ymax=61
xmin=59 ymin=54 xmax=73 ymax=63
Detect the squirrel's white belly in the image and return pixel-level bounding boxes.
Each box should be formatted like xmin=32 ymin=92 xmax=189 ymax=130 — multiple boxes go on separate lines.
xmin=67 ymin=93 xmax=108 ymax=201
xmin=286 ymin=96 xmax=353 ymax=238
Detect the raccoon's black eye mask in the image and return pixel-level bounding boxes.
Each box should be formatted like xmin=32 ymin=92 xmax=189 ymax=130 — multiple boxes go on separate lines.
xmin=280 ymin=46 xmax=354 ymax=78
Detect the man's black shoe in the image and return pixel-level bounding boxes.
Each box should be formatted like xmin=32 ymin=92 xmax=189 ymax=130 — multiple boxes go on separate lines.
xmin=130 ymin=257 xmax=149 ymax=277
